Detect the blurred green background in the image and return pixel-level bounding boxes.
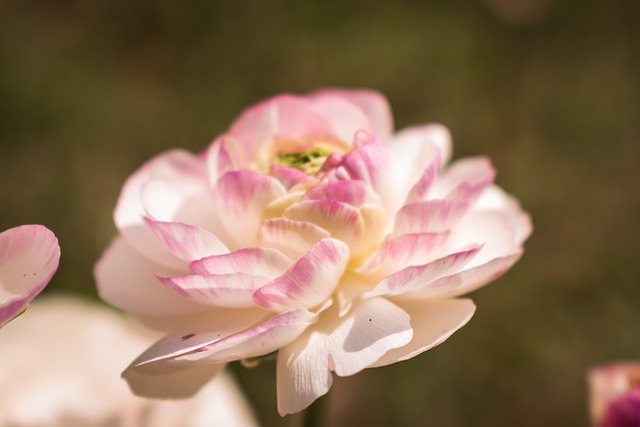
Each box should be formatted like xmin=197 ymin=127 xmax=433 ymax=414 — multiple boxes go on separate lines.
xmin=1 ymin=0 xmax=639 ymax=426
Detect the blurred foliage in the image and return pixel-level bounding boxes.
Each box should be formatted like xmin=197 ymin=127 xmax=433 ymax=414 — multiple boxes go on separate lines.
xmin=1 ymin=0 xmax=640 ymax=426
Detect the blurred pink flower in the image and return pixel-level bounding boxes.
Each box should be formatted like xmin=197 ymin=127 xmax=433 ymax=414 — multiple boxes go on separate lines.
xmin=0 ymin=224 xmax=59 ymax=327
xmin=0 ymin=295 xmax=258 ymax=427
xmin=95 ymin=89 xmax=532 ymax=415
xmin=589 ymin=363 xmax=640 ymax=427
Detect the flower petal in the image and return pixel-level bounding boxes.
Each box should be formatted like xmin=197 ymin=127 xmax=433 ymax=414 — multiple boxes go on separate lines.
xmin=0 ymin=225 xmax=59 ymax=327
xmin=94 ymin=236 xmax=206 ymax=317
xmin=308 ymin=95 xmax=373 ymax=145
xmin=371 ymin=298 xmax=476 ymax=367
xmin=269 ymin=165 xmax=315 ymax=190
xmin=365 ymin=248 xmax=481 ymax=298
xmin=431 ymin=156 xmax=496 ymax=200
xmin=258 ymin=218 xmax=331 ymax=260
xmin=191 ymin=247 xmax=292 ymax=279
xmin=213 ymin=169 xmax=287 ymax=248
xmin=144 ymin=218 xmax=229 ymax=262
xmin=158 ymin=273 xmax=270 ymax=308
xmin=114 ymin=149 xmax=209 ymax=269
xmin=253 ymin=238 xmax=350 ymax=311
xmin=310 ymin=89 xmax=393 ymax=142
xmin=206 ymin=137 xmax=235 ymax=186
xmin=393 ymin=199 xmax=469 ymax=236
xmin=276 ymin=297 xmax=412 ymax=415
xmin=123 ymin=362 xmax=224 ymax=399
xmin=302 ymin=180 xmax=380 ymax=208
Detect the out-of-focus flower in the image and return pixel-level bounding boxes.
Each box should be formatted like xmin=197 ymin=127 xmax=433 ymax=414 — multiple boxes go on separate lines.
xmin=0 ymin=295 xmax=258 ymax=427
xmin=95 ymin=89 xmax=532 ymax=415
xmin=589 ymin=363 xmax=640 ymax=427
xmin=0 ymin=224 xmax=59 ymax=327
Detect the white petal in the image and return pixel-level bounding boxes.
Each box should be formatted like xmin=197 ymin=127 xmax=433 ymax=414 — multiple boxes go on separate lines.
xmin=123 ymin=362 xmax=224 ymax=399
xmin=258 ymin=218 xmax=331 ymax=260
xmin=371 ymin=298 xmax=476 ymax=367
xmin=144 ymin=219 xmax=228 ymax=262
xmin=191 ymin=247 xmax=292 ymax=279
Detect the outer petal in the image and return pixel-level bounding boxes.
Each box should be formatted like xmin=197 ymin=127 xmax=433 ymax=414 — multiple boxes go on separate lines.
xmin=144 ymin=219 xmax=228 ymax=263
xmin=253 ymin=238 xmax=350 ymax=311
xmin=114 ymin=149 xmax=210 ymax=269
xmin=94 ymin=236 xmax=207 ymax=317
xmin=430 ymin=156 xmax=495 ymax=201
xmin=124 ymin=362 xmax=224 ymax=399
xmin=276 ymin=298 xmax=412 ymax=415
xmin=205 ymin=137 xmax=235 ymax=186
xmin=310 ymin=89 xmax=394 ymax=142
xmin=371 ymin=298 xmax=476 ymax=367
xmin=213 ymin=169 xmax=287 ymax=248
xmin=0 ymin=225 xmax=59 ymax=327
xmin=393 ymin=199 xmax=469 ymax=237
xmin=307 ymin=95 xmax=373 ymax=145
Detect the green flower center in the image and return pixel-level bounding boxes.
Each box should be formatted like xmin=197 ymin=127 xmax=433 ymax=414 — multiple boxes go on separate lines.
xmin=273 ymin=145 xmax=334 ymax=175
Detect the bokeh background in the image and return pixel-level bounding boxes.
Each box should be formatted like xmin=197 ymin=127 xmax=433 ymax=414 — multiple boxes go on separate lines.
xmin=1 ymin=0 xmax=639 ymax=426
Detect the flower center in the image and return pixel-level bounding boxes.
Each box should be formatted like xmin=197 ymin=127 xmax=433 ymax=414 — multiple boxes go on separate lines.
xmin=273 ymin=145 xmax=334 ymax=175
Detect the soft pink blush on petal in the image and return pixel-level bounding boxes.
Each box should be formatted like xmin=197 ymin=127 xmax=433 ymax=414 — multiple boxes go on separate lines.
xmin=144 ymin=219 xmax=228 ymax=263
xmin=191 ymin=247 xmax=292 ymax=279
xmin=393 ymin=199 xmax=469 ymax=237
xmin=205 ymin=137 xmax=235 ymax=186
xmin=309 ymin=89 xmax=394 ymax=143
xmin=114 ymin=149 xmax=209 ymax=270
xmin=253 ymin=238 xmax=350 ymax=311
xmin=258 ymin=219 xmax=331 ymax=260
xmin=213 ymin=169 xmax=287 ymax=249
xmin=307 ymin=95 xmax=373 ymax=146
xmin=371 ymin=298 xmax=476 ymax=367
xmin=430 ymin=156 xmax=496 ymax=201
xmin=276 ymin=298 xmax=412 ymax=415
xmin=95 ymin=236 xmax=207 ymax=318
xmin=302 ymin=180 xmax=381 ymax=208
xmin=0 ymin=225 xmax=60 ymax=327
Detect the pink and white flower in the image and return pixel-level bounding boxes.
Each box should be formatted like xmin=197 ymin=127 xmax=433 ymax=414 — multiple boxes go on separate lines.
xmin=589 ymin=363 xmax=640 ymax=427
xmin=0 ymin=224 xmax=60 ymax=327
xmin=95 ymin=88 xmax=532 ymax=415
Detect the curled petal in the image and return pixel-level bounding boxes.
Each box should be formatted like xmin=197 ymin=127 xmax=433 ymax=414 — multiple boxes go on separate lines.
xmin=276 ymin=298 xmax=412 ymax=415
xmin=94 ymin=236 xmax=206 ymax=317
xmin=191 ymin=247 xmax=292 ymax=279
xmin=393 ymin=199 xmax=469 ymax=237
xmin=115 ymin=150 xmax=210 ymax=269
xmin=431 ymin=156 xmax=496 ymax=201
xmin=0 ymin=225 xmax=60 ymax=327
xmin=159 ymin=273 xmax=270 ymax=308
xmin=371 ymin=299 xmax=476 ymax=367
xmin=258 ymin=219 xmax=331 ymax=260
xmin=269 ymin=165 xmax=314 ymax=189
xmin=144 ymin=218 xmax=228 ymax=262
xmin=310 ymin=89 xmax=393 ymax=143
xmin=213 ymin=170 xmax=287 ymax=248
xmin=253 ymin=238 xmax=350 ymax=311
xmin=365 ymin=248 xmax=481 ymax=298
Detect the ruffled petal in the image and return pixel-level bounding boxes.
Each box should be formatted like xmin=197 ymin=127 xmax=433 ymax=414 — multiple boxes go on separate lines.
xmin=310 ymin=89 xmax=393 ymax=143
xmin=302 ymin=180 xmax=381 ymax=207
xmin=94 ymin=236 xmax=206 ymax=317
xmin=371 ymin=299 xmax=475 ymax=367
xmin=190 ymin=247 xmax=292 ymax=279
xmin=0 ymin=225 xmax=60 ymax=326
xmin=431 ymin=156 xmax=495 ymax=201
xmin=253 ymin=238 xmax=350 ymax=311
xmin=393 ymin=199 xmax=469 ymax=236
xmin=213 ymin=169 xmax=287 ymax=248
xmin=144 ymin=219 xmax=228 ymax=263
xmin=114 ymin=149 xmax=209 ymax=269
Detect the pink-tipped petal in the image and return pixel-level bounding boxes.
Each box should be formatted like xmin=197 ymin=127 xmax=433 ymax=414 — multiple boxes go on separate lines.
xmin=253 ymin=238 xmax=350 ymax=311
xmin=258 ymin=219 xmax=331 ymax=260
xmin=191 ymin=247 xmax=292 ymax=279
xmin=283 ymin=200 xmax=364 ymax=250
xmin=114 ymin=150 xmax=209 ymax=269
xmin=176 ymin=307 xmax=321 ymax=364
xmin=371 ymin=298 xmax=476 ymax=367
xmin=213 ymin=169 xmax=287 ymax=248
xmin=307 ymin=95 xmax=373 ymax=145
xmin=393 ymin=199 xmax=469 ymax=236
xmin=276 ymin=297 xmax=412 ymax=415
xmin=302 ymin=180 xmax=380 ymax=207
xmin=206 ymin=137 xmax=235 ymax=186
xmin=159 ymin=273 xmax=271 ymax=308
xmin=310 ymin=89 xmax=394 ymax=142
xmin=123 ymin=362 xmax=224 ymax=399
xmin=365 ymin=248 xmax=481 ymax=298
xmin=94 ymin=236 xmax=206 ymax=317
xmin=431 ymin=156 xmax=496 ymax=201
xmin=359 ymin=232 xmax=450 ymax=277
xmin=404 ymin=151 xmax=442 ymax=204
xmin=269 ymin=165 xmax=315 ymax=190
xmin=404 ymin=252 xmax=523 ymax=299
xmin=0 ymin=225 xmax=60 ymax=327
xmin=144 ymin=219 xmax=228 ymax=262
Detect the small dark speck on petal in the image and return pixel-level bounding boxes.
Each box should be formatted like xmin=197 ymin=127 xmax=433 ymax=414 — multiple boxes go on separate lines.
xmin=32 ymin=272 xmax=37 ymax=275
xmin=182 ymin=333 xmax=196 ymax=340
xmin=369 ymin=318 xmax=372 ymax=322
